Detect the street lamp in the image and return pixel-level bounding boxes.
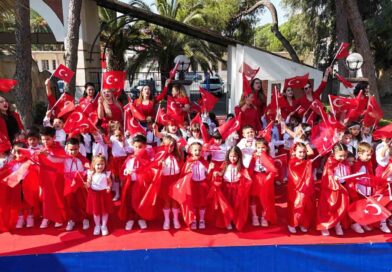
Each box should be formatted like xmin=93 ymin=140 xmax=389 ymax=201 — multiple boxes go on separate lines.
xmin=345 ymin=53 xmax=364 ymax=71
xmin=174 ymin=55 xmax=190 ymax=80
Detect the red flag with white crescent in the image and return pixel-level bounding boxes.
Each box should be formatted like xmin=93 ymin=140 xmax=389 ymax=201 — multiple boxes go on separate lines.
xmin=348 ymin=196 xmax=391 ymax=226
xmin=199 ymin=87 xmax=219 ymax=112
xmin=53 ymin=64 xmax=75 ymax=83
xmin=334 ymin=42 xmax=350 ymax=60
xmin=51 ymin=92 xmax=74 ymax=116
xmin=335 ymin=72 xmax=353 ymax=88
xmin=217 ymin=113 xmax=241 ymax=140
xmin=274 ymin=153 xmax=287 ymax=182
xmin=284 ymin=73 xmax=309 ymax=89
xmin=239 ymin=62 xmax=260 ymax=80
xmin=102 ymin=71 xmax=126 ymax=90
xmin=242 ymin=74 xmax=252 ymax=96
xmin=125 ymin=111 xmax=146 ymax=136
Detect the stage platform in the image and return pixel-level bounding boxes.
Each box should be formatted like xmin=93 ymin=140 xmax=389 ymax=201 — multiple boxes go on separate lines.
xmin=1 ymin=186 xmax=392 ymax=271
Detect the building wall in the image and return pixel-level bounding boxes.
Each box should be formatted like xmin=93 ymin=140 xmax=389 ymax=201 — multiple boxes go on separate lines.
xmin=32 ymin=51 xmax=66 ymax=73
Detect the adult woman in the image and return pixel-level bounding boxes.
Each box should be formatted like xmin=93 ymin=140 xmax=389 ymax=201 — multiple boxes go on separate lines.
xmin=133 ymin=79 xmax=171 ymax=120
xmin=297 ymin=67 xmax=332 ymax=109
xmin=234 ymin=93 xmax=262 ymax=132
xmin=353 ymin=81 xmax=370 ymax=98
xmin=97 ymin=89 xmax=123 ymax=127
xmin=280 ymin=87 xmax=299 ymax=119
xmin=171 ymin=84 xmax=190 ymax=113
xmin=250 ymin=78 xmax=266 ymax=116
xmin=79 ymin=83 xmax=96 ymax=105
xmin=0 ymin=95 xmax=24 ymax=143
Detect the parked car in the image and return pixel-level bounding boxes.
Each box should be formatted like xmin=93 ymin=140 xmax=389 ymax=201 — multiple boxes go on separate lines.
xmin=185 ymin=72 xmax=202 ymax=81
xmin=199 ymin=76 xmax=224 ymax=96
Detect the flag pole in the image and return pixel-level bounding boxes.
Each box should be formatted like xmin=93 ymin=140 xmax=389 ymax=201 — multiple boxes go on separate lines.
xmin=48 ymin=92 xmax=65 ymax=112
xmin=155 ymin=103 xmax=161 ymax=123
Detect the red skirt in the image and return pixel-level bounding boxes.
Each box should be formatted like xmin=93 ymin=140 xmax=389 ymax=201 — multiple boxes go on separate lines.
xmin=109 ymin=156 xmax=127 ymax=178
xmin=159 ymin=174 xmax=179 ymax=201
xmin=191 ymin=180 xmax=209 ymax=208
xmin=86 ymin=189 xmax=113 ymax=215
xmin=222 ymin=182 xmax=240 ymax=208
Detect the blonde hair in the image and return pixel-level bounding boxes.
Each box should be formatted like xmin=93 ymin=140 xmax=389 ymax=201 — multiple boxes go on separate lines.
xmin=172 ymin=84 xmax=187 ymax=98
xmin=91 ymin=155 xmax=107 ymax=173
xmin=101 ymin=89 xmax=123 ymax=118
xmin=357 ymin=142 xmax=373 ymax=154
xmin=162 ymin=135 xmax=182 ymax=161
xmin=136 ymin=85 xmax=153 ymax=105
xmin=238 ymin=93 xmax=254 ymax=107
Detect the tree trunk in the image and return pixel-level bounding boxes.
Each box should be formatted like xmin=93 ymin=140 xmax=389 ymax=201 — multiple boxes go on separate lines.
xmin=335 ymin=0 xmax=349 ymax=77
xmin=106 ymin=48 xmax=126 ymax=71
xmin=64 ymin=0 xmax=82 ymax=96
xmin=14 ymin=0 xmax=32 ymax=127
xmin=234 ymin=1 xmax=300 ymax=63
xmin=343 ymin=0 xmax=379 ymax=102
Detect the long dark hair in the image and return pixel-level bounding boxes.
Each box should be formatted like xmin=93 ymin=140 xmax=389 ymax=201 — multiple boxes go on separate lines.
xmin=223 ymin=146 xmax=243 ymax=172
xmin=82 ymin=82 xmax=96 ymax=98
xmin=250 ymin=78 xmax=266 ymax=103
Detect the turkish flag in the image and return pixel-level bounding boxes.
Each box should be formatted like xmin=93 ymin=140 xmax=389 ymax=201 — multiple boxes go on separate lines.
xmin=0 ymin=78 xmax=18 ymax=93
xmin=217 ymin=113 xmax=241 ymax=140
xmin=177 ymin=138 xmax=187 ymax=150
xmin=274 ymin=153 xmax=288 ymax=182
xmin=57 ymin=100 xmax=75 ymax=118
xmin=51 ymin=92 xmax=74 ymax=116
xmin=4 ymin=160 xmax=33 ymax=188
xmin=373 ymin=123 xmax=392 ymax=140
xmin=125 ymin=111 xmax=146 ymax=136
xmin=334 ymin=42 xmax=350 ymax=60
xmin=190 ymin=101 xmax=202 ymax=113
xmin=328 ymin=95 xmax=358 ymax=114
xmin=239 ymin=62 xmax=260 ymax=80
xmin=284 ymin=73 xmax=309 ymax=89
xmin=363 ymin=96 xmax=383 ymax=127
xmin=242 ymin=74 xmax=252 ymax=96
xmin=199 ymin=87 xmax=219 ymax=112
xmin=102 ymin=71 xmax=126 ymax=90
xmin=63 ymin=111 xmax=95 ymax=134
xmin=348 ymin=196 xmax=391 ymax=226
xmin=127 ymin=103 xmax=146 ymax=121
xmin=0 ymin=131 xmax=12 ymax=153
xmin=258 ymin=121 xmax=274 ymax=142
xmin=311 ymin=123 xmax=338 ymax=154
xmin=166 ymin=96 xmax=185 ymax=125
xmin=335 ymin=72 xmax=353 ymax=88
xmin=156 ymin=107 xmax=170 ymax=126
xmin=309 ymin=99 xmax=325 ymax=116
xmin=53 ymin=64 xmax=75 ymax=83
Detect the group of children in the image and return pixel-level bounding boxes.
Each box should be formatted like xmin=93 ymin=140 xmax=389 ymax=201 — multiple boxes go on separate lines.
xmin=1 ymin=94 xmax=392 ymax=239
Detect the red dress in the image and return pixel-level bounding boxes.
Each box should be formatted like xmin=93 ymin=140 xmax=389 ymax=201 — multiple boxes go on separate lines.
xmin=287 ymin=157 xmax=315 ymax=228
xmin=248 ymin=153 xmax=278 ymax=224
xmin=118 ymin=151 xmax=150 ymax=221
xmin=279 ymin=96 xmax=299 ymax=119
xmin=234 ymin=105 xmax=262 ymax=132
xmin=133 ymin=86 xmax=168 ymax=119
xmin=169 ymin=158 xmax=210 ymax=226
xmin=86 ymin=171 xmax=113 ymax=215
xmin=316 ymin=157 xmax=350 ymax=230
xmin=208 ymin=164 xmax=252 ymax=231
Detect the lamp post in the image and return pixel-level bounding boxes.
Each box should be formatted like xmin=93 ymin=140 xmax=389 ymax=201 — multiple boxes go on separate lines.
xmin=345 ymin=53 xmax=364 ymax=79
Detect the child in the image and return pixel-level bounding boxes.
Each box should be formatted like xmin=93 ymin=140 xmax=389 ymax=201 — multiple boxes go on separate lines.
xmin=119 ymin=135 xmax=150 ymax=231
xmin=211 ymin=146 xmax=252 ymax=231
xmin=145 ymin=116 xmax=160 ymax=147
xmin=109 ymin=129 xmax=130 ymax=201
xmin=206 ymin=131 xmax=227 ymax=172
xmin=38 ymin=126 xmax=67 ymax=228
xmin=316 ymin=143 xmax=350 ymax=236
xmin=43 ymin=111 xmax=66 ymax=146
xmin=61 ymin=138 xmax=90 ymax=231
xmin=341 ymin=130 xmax=354 ymax=155
xmin=347 ymin=122 xmax=361 ymax=157
xmin=92 ymin=129 xmax=109 ymax=160
xmin=186 ymin=123 xmax=204 ymax=148
xmin=375 ymin=137 xmax=391 ymax=177
xmin=86 ymin=155 xmax=113 ymax=236
xmin=26 ymin=128 xmax=42 ymax=152
xmin=158 ymin=135 xmax=183 ymax=230
xmin=236 ymin=125 xmax=256 ymax=168
xmin=287 ymin=142 xmax=315 ymax=234
xmin=171 ymin=142 xmax=212 ymax=230
xmin=248 ymin=138 xmax=277 ymax=227
xmin=350 ymin=142 xmax=390 ymax=233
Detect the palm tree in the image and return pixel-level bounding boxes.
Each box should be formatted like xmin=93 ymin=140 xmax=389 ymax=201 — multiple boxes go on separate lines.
xmin=99 ymin=0 xmax=225 ymax=86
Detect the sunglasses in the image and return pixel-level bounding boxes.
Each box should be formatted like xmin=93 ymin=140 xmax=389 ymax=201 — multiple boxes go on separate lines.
xmin=304 ymin=86 xmax=311 ymax=90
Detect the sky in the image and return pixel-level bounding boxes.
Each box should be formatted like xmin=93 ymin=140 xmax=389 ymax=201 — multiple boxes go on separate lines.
xmin=125 ymin=0 xmax=288 ymax=26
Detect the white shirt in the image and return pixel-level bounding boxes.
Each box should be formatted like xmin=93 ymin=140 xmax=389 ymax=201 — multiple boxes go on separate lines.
xmin=376 ymin=142 xmax=390 ymax=167
xmin=253 ymin=157 xmax=267 ymax=173
xmin=162 ymin=155 xmax=180 ymax=176
xmin=209 ymin=144 xmax=227 ymax=162
xmin=55 ymin=129 xmax=67 ymax=146
xmin=356 ymin=165 xmax=372 ymax=196
xmin=110 ymin=136 xmax=128 ymax=157
xmin=191 ymin=161 xmax=207 ymax=181
xmin=82 ymin=133 xmax=92 ymax=153
xmin=89 ymin=171 xmax=111 ymax=191
xmin=237 ymin=138 xmax=256 ymax=168
xmin=146 ymin=130 xmax=160 ymax=146
xmin=64 ymin=157 xmax=85 ymax=173
xmin=334 ymin=163 xmax=350 ymax=184
xmin=124 ymin=157 xmax=139 ymax=181
xmin=223 ymin=164 xmax=240 ymax=183
xmin=92 ymin=139 xmax=108 ymax=160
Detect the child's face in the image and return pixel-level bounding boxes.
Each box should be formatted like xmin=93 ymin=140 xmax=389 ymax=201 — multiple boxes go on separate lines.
xmin=13 ymin=149 xmax=25 ymax=160
xmin=167 ymin=124 xmax=178 ymax=134
xmin=256 ymin=143 xmax=268 ymax=154
xmin=334 ymin=150 xmax=347 ymax=162
xmin=358 ymin=150 xmax=372 ymax=162
xmin=53 ymin=118 xmax=64 ymax=130
xmin=114 ymin=131 xmax=124 ymax=141
xmin=362 ymin=126 xmax=370 ymax=135
xmin=242 ymin=128 xmax=255 ymax=140
xmin=164 ymin=140 xmax=175 ymax=153
xmin=41 ymin=135 xmax=54 ymax=148
xmin=290 ymin=118 xmax=299 ymax=127
xmin=66 ymin=144 xmax=79 ymax=157
xmin=229 ymin=151 xmax=239 ymax=164
xmin=190 ymin=145 xmax=202 ymax=158
xmin=341 ymin=134 xmax=352 ymax=145
xmin=347 ymin=156 xmax=354 ymax=166
xmin=349 ymin=127 xmax=360 ymax=136
xmin=94 ymin=159 xmax=105 ymax=172
xmin=133 ymin=142 xmax=146 ymax=154
xmin=191 ymin=128 xmax=201 ymax=138
xmin=27 ymin=137 xmax=39 ymax=147
xmin=295 ymin=146 xmax=306 ymax=160
xmin=214 ymin=138 xmax=222 ymax=145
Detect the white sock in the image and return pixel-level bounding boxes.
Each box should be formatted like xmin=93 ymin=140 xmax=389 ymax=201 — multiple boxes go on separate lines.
xmin=163 ymin=208 xmax=170 ymax=221
xmin=102 ymin=213 xmax=109 ymax=227
xmin=93 ymin=215 xmax=101 ymax=226
xmin=199 ymin=209 xmax=206 ymax=221
xmin=172 ymin=208 xmax=180 ymax=221
xmin=250 ymin=204 xmax=257 ymax=217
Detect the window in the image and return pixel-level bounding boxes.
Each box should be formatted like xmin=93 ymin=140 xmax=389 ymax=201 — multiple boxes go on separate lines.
xmin=41 ymin=60 xmax=49 ymax=71
xmin=52 ymin=60 xmax=56 ymax=70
